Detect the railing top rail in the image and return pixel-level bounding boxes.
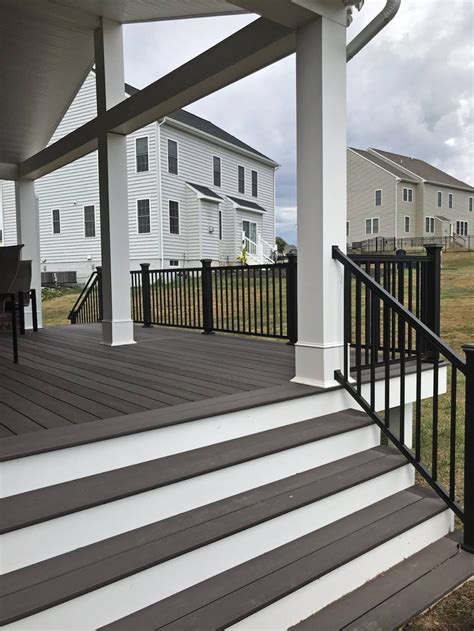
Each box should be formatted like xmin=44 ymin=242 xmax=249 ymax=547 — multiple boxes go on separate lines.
xmin=67 ymin=270 xmax=98 ymax=320
xmin=349 ymin=253 xmax=434 ymax=263
xmin=211 ymin=262 xmax=287 ymax=271
xmin=333 ymin=246 xmax=466 ymax=372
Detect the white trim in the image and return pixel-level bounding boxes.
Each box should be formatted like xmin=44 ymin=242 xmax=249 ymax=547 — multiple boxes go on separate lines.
xmin=295 ymin=340 xmax=344 ymax=350
xmin=155 ymin=121 xmax=165 ymax=269
xmin=251 ymin=168 xmax=258 ymax=198
xmin=134 ymin=135 xmax=150 ymax=174
xmin=83 ymin=204 xmax=96 ymax=239
xmin=374 ymin=189 xmax=382 ymax=207
xmin=136 ymin=198 xmax=152 ymax=235
xmin=437 ymin=190 xmax=443 ymax=208
xmin=238 ymin=164 xmax=245 ymax=195
xmin=448 ymin=192 xmax=453 ymax=209
xmin=402 ymin=187 xmax=413 ymax=203
xmin=365 ymin=216 xmax=380 ymax=235
xmin=166 ymin=137 xmax=179 ymax=176
xmin=425 ymin=216 xmax=435 ymax=234
xmin=404 ymin=215 xmax=410 ymax=233
xmin=212 ymin=154 xmax=222 ymax=188
xmin=346 ymin=220 xmax=350 ymax=238
xmin=168 ymin=199 xmax=180 ymax=235
xmin=51 ymin=208 xmax=61 ymax=235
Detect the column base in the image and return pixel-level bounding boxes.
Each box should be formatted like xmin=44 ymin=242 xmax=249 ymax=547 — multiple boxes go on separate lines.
xmin=24 ymin=310 xmax=42 ymax=331
xmin=291 ymin=340 xmax=344 ymax=389
xmin=101 ymin=319 xmax=136 ymax=346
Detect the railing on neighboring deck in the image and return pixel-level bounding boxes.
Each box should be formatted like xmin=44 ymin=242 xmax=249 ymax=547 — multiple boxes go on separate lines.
xmin=332 ymin=245 xmax=473 ymax=553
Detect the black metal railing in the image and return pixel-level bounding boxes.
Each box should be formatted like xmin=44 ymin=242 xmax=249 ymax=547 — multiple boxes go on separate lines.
xmin=68 ymin=267 xmax=102 ymax=324
xmin=333 ymin=245 xmax=473 ymax=553
xmin=349 ymin=235 xmax=474 ymax=254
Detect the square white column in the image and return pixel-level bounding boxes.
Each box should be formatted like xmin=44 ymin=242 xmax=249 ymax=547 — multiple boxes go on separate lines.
xmin=94 ymin=18 xmax=134 ymax=346
xmin=292 ymin=16 xmax=347 ymax=388
xmin=15 ymin=180 xmax=42 ymax=329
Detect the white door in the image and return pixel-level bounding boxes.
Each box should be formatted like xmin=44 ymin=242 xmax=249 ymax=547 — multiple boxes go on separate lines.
xmin=242 ymin=220 xmax=257 ymax=254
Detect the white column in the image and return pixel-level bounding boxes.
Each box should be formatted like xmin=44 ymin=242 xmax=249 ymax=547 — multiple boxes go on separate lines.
xmin=292 ymin=16 xmax=347 ymax=389
xmin=15 ymin=180 xmax=42 ymax=329
xmin=94 ymin=18 xmax=134 ymax=346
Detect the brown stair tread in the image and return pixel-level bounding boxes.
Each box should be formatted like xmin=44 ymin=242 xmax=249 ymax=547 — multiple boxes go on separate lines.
xmin=98 ymin=487 xmax=446 ymax=631
xmin=0 ymin=409 xmax=371 ymax=534
xmin=0 ymin=446 xmax=406 ymax=626
xmin=292 ymin=533 xmax=474 ymax=630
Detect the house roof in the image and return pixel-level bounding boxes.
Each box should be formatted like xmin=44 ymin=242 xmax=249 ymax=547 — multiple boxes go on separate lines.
xmin=350 ymin=148 xmax=419 ymax=183
xmin=124 ymin=83 xmax=276 ymax=165
xmin=435 ymin=215 xmax=450 ymax=222
xmin=227 ymin=195 xmax=266 ymax=212
xmin=186 ymin=182 xmax=223 ymax=200
xmin=370 ymin=149 xmax=474 ymax=192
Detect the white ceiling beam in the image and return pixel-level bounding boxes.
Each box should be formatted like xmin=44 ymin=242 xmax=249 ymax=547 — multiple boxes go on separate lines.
xmin=19 ymin=17 xmax=296 ymax=180
xmin=0 ymin=163 xmax=19 ymax=180
xmin=230 ymin=0 xmax=316 ymax=28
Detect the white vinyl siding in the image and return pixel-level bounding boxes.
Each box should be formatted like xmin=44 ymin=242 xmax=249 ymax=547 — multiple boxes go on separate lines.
xmin=135 ymin=137 xmax=149 ymax=173
xmin=84 ymin=205 xmax=95 ymax=238
xmin=374 ymin=189 xmax=382 ymax=207
xmin=52 ymin=209 xmax=61 ymax=234
xmin=137 ymin=199 xmax=151 ymax=234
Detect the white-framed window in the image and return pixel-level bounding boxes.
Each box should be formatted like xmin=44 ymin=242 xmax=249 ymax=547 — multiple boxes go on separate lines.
xmin=242 ymin=219 xmax=257 ymax=245
xmin=169 ymin=259 xmax=179 ymax=267
xmin=135 ymin=137 xmax=149 ymax=173
xmin=167 ymin=139 xmax=178 ymax=174
xmin=403 ymin=188 xmax=413 ymax=203
xmin=456 ymin=220 xmax=468 ymax=236
xmin=52 ymin=209 xmax=60 ymax=234
xmin=84 ymin=205 xmax=96 ymax=238
xmin=365 ymin=217 xmax=379 ymax=235
xmin=218 ymin=209 xmax=223 ymax=240
xmin=238 ymin=165 xmax=245 ymax=194
xmin=404 ymin=216 xmax=410 ymax=233
xmin=251 ymin=170 xmax=258 ymax=197
xmin=448 ymin=193 xmax=453 ymax=209
xmin=437 ymin=191 xmax=442 ymax=207
xmin=169 ymin=200 xmax=179 ymax=234
xmin=137 ymin=199 xmax=151 ymax=234
xmin=425 ymin=216 xmax=435 ymax=233
xmin=213 ymin=156 xmax=221 ymax=187
xmin=346 ymin=221 xmax=350 ymax=237
xmin=374 ymin=189 xmax=382 ymax=207
xmin=469 ymin=197 xmax=473 ymax=212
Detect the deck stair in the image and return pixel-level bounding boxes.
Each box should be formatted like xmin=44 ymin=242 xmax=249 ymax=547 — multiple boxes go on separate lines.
xmin=0 ymin=401 xmax=456 ymax=630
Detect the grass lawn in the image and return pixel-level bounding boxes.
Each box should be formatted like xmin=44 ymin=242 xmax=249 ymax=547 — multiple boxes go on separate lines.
xmin=42 ymin=288 xmax=81 ymax=326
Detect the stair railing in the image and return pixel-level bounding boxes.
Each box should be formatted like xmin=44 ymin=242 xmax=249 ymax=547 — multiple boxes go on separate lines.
xmin=333 ymin=245 xmax=473 ymax=553
xmin=67 ymin=267 xmax=102 ymax=324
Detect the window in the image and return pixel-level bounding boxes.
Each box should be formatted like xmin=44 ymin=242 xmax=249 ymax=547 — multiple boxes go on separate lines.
xmin=448 ymin=193 xmax=453 ymax=209
xmin=213 ymin=156 xmax=221 ymax=187
xmin=84 ymin=205 xmax=95 ymax=237
xmin=251 ymin=170 xmax=258 ymax=197
xmin=403 ymin=188 xmax=413 ymax=203
xmin=52 ymin=209 xmax=60 ymax=234
xmin=218 ymin=209 xmax=223 ymax=240
xmin=137 ymin=199 xmax=151 ymax=234
xmin=404 ymin=216 xmax=410 ymax=233
xmin=242 ymin=219 xmax=257 ymax=245
xmin=135 ymin=137 xmax=149 ymax=172
xmin=238 ymin=165 xmax=245 ymax=194
xmin=169 ymin=200 xmax=179 ymax=234
xmin=346 ymin=221 xmax=350 ymax=237
xmin=425 ymin=216 xmax=435 ymax=233
xmin=169 ymin=259 xmax=179 ymax=267
xmin=456 ymin=221 xmax=468 ymax=237
xmin=470 ymin=198 xmax=473 ymax=212
xmin=374 ymin=189 xmax=382 ymax=206
xmin=437 ymin=191 xmax=442 ymax=207
xmin=168 ymin=139 xmax=178 ymax=174
xmin=365 ymin=217 xmax=379 ymax=235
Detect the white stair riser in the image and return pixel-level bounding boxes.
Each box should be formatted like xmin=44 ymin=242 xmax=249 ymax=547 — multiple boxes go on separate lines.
xmin=4 ymin=465 xmax=414 ymax=631
xmin=1 ymin=425 xmax=379 ymax=573
xmin=228 ymin=510 xmax=453 ymax=631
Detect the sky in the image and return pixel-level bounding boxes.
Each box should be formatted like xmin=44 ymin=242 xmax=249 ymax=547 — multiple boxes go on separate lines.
xmin=123 ymin=0 xmax=474 ymax=245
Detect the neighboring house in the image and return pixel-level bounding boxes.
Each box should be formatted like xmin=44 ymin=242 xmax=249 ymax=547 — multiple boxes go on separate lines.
xmin=0 ymin=72 xmax=278 ymax=283
xmin=347 ymin=147 xmax=474 ymax=244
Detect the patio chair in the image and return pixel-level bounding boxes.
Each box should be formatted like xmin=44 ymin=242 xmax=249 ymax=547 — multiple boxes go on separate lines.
xmin=11 ymin=260 xmax=38 ymax=335
xmin=0 ymin=244 xmax=23 ymax=363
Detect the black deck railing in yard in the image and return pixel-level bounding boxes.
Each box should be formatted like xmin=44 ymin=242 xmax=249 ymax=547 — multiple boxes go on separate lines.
xmin=333 ymin=245 xmax=473 ymax=553
xmin=68 ymin=267 xmax=102 ymax=324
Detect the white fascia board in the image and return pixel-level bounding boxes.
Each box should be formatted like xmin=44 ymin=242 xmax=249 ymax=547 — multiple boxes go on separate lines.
xmin=348 ymin=149 xmax=400 ymax=182
xmin=163 ymin=117 xmax=280 ymax=168
xmin=232 ymin=201 xmax=266 ymax=214
xmin=185 ymin=183 xmax=223 ymax=203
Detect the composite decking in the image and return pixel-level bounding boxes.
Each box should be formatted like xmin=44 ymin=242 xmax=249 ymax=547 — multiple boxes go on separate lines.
xmin=0 ymin=324 xmax=296 ymax=440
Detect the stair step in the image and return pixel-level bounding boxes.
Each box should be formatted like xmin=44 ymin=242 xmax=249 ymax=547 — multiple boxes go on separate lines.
xmin=96 ymin=487 xmax=448 ymax=630
xmin=292 ymin=534 xmax=473 ymax=630
xmin=0 ymin=447 xmax=407 ymax=627
xmin=0 ymin=409 xmax=372 ymax=534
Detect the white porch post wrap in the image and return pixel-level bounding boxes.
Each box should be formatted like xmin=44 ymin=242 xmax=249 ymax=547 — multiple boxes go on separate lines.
xmin=15 ymin=180 xmax=42 ymax=329
xmin=94 ymin=18 xmax=135 ymax=346
xmin=292 ymin=16 xmax=347 ymax=388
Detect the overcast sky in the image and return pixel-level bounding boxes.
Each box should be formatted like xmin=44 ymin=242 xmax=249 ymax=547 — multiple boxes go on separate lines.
xmin=124 ymin=0 xmax=474 ymax=245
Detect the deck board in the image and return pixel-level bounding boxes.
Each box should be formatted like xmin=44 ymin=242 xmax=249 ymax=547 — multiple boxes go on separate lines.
xmin=0 ymin=325 xmax=295 ymax=439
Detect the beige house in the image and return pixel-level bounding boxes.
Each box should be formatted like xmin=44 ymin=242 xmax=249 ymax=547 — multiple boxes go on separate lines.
xmin=347 ymin=148 xmax=474 ymax=244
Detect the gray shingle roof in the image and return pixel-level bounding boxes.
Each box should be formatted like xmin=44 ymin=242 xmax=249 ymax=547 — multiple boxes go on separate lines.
xmin=435 ymin=215 xmax=450 ymax=222
xmin=227 ymin=195 xmax=266 ymax=211
xmin=371 ymin=149 xmax=474 ymax=192
xmin=124 ymin=83 xmax=275 ymax=164
xmin=186 ymin=182 xmax=223 ymax=200
xmin=350 ymin=148 xmax=419 ymax=183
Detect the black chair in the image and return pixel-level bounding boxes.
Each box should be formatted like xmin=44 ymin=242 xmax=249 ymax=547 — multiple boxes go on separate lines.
xmin=0 ymin=245 xmax=23 ymax=363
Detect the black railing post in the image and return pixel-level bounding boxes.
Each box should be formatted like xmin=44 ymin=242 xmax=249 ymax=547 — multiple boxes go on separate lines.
xmin=96 ymin=266 xmax=103 ymax=322
xmin=201 ymin=259 xmax=214 ymax=334
xmin=423 ymin=244 xmax=443 ymax=336
xmin=286 ymin=253 xmax=297 ymax=344
xmin=462 ymin=343 xmax=474 ymax=553
xmin=140 ymin=263 xmax=153 ymax=328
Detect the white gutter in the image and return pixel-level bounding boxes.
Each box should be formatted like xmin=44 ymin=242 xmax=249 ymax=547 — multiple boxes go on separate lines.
xmin=346 ymin=0 xmax=401 ymax=62
xmin=155 ymin=120 xmax=165 ymax=269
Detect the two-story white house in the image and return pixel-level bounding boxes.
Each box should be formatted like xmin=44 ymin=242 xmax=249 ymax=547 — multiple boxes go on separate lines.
xmin=347 ymin=147 xmax=474 ymax=244
xmin=0 ymin=72 xmax=278 ymax=283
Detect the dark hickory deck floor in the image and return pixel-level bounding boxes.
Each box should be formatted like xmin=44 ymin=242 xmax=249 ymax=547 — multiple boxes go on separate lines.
xmin=0 ymin=324 xmax=296 ymax=439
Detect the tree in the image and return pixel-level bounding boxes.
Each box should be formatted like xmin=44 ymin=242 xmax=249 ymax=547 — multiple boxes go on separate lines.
xmin=275 ymin=236 xmax=287 ymax=254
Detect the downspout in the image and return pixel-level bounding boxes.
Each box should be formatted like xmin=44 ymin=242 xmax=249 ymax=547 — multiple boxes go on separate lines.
xmin=155 ymin=119 xmax=165 ymax=269
xmin=345 ymin=0 xmax=401 ymax=62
